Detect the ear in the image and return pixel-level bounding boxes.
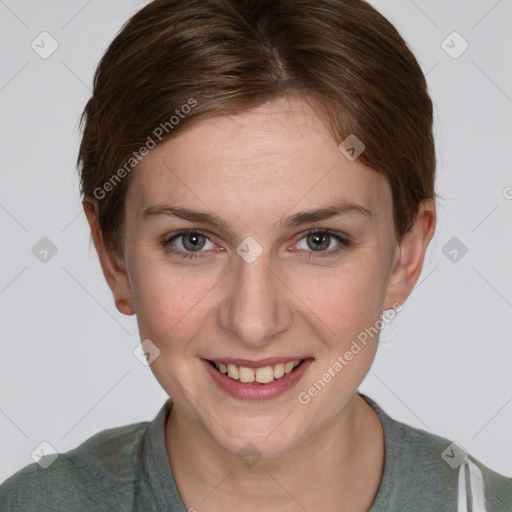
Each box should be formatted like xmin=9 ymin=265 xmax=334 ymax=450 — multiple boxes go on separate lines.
xmin=83 ymin=198 xmax=135 ymax=316
xmin=383 ymin=199 xmax=436 ymax=310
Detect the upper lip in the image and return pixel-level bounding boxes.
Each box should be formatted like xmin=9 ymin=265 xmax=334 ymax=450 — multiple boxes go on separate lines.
xmin=204 ymin=357 xmax=310 ymax=368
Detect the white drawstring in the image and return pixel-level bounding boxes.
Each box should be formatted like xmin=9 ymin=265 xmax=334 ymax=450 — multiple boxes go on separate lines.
xmin=458 ymin=458 xmax=488 ymax=512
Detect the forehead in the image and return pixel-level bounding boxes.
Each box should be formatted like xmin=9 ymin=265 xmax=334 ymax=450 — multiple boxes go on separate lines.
xmin=126 ymin=97 xmax=392 ymax=228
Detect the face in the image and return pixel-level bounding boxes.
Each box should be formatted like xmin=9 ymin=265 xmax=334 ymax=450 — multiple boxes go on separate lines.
xmin=98 ymin=96 xmax=416 ymax=458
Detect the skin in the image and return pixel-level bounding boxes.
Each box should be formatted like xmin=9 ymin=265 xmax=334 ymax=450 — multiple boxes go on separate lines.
xmin=84 ymin=95 xmax=436 ymax=511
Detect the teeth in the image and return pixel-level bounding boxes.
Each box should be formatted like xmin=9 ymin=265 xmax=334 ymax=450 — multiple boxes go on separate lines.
xmin=212 ymin=360 xmax=303 ymax=383
xmin=284 ymin=361 xmax=295 ymax=374
xmin=227 ymin=363 xmax=239 ymax=380
xmin=239 ymin=366 xmax=255 ymax=383
xmin=274 ymin=363 xmax=285 ymax=379
xmin=255 ymin=366 xmax=275 ymax=384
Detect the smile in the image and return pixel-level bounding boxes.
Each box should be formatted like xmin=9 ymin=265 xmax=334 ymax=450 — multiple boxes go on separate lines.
xmin=202 ymin=357 xmax=313 ymax=400
xmin=209 ymin=359 xmax=303 ymax=384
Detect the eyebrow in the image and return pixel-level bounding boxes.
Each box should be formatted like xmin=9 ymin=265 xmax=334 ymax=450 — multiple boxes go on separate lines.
xmin=141 ymin=201 xmax=372 ymax=231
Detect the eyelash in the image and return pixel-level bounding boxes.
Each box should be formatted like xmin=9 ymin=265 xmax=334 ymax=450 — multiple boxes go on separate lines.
xmin=161 ymin=229 xmax=351 ymax=260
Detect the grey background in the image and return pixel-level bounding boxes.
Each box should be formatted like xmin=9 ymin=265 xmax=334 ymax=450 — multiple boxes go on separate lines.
xmin=0 ymin=0 xmax=511 ymax=483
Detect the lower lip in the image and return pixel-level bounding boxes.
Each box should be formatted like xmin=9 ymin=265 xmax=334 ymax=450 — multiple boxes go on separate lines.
xmin=201 ymin=358 xmax=314 ymax=401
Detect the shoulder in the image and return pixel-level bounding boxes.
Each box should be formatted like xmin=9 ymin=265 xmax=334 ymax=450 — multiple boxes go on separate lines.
xmin=399 ymin=415 xmax=511 ymax=503
xmin=361 ymin=394 xmax=512 ymax=511
xmin=0 ymin=419 xmax=150 ymax=512
xmin=464 ymin=455 xmax=512 ymax=511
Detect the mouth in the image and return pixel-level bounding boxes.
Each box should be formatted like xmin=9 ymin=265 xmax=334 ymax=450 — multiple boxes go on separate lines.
xmin=207 ymin=359 xmax=304 ymax=384
xmin=202 ymin=357 xmax=313 ymax=400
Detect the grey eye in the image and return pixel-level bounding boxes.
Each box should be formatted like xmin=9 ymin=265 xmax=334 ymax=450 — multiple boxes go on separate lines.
xmin=176 ymin=232 xmax=211 ymax=252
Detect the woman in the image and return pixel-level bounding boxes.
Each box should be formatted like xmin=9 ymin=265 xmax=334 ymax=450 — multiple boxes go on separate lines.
xmin=1 ymin=0 xmax=510 ymax=510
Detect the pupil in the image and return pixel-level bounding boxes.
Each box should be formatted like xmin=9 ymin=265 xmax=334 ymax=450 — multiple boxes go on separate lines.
xmin=307 ymin=232 xmax=330 ymax=251
xmin=183 ymin=233 xmax=205 ymax=251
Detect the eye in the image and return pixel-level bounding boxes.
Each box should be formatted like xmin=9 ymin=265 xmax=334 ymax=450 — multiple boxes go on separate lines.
xmin=162 ymin=228 xmax=351 ymax=260
xmin=162 ymin=230 xmax=216 ymax=259
xmin=294 ymin=229 xmax=350 ymax=257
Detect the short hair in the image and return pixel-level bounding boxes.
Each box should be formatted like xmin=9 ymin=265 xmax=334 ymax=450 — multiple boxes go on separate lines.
xmin=77 ymin=0 xmax=436 ymax=257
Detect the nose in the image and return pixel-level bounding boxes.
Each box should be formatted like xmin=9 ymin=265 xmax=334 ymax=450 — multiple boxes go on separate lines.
xmin=216 ymin=252 xmax=294 ymax=348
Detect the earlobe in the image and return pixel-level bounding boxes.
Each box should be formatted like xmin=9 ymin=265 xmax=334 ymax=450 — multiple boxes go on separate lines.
xmin=115 ymin=298 xmax=135 ymax=316
xmin=82 ymin=199 xmax=135 ymax=316
xmin=383 ymin=199 xmax=436 ymax=310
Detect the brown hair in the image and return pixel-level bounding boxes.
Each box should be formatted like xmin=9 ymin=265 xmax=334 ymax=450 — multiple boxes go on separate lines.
xmin=77 ymin=0 xmax=436 ymax=257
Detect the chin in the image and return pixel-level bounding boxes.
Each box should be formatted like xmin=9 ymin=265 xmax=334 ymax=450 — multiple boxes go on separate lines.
xmin=205 ymin=412 xmax=309 ymax=461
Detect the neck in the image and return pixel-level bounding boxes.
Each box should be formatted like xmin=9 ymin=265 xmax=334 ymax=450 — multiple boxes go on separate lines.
xmin=165 ymin=394 xmax=384 ymax=512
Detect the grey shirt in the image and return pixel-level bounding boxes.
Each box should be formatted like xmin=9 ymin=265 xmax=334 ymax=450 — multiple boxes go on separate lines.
xmin=1 ymin=392 xmax=511 ymax=511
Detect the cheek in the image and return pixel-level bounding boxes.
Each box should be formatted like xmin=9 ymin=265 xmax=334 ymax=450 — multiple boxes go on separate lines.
xmin=129 ymin=258 xmax=222 ymax=408
xmin=130 ymin=255 xmax=221 ymax=344
xmin=289 ymin=259 xmax=388 ymax=407
xmin=287 ymin=256 xmax=389 ymax=341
